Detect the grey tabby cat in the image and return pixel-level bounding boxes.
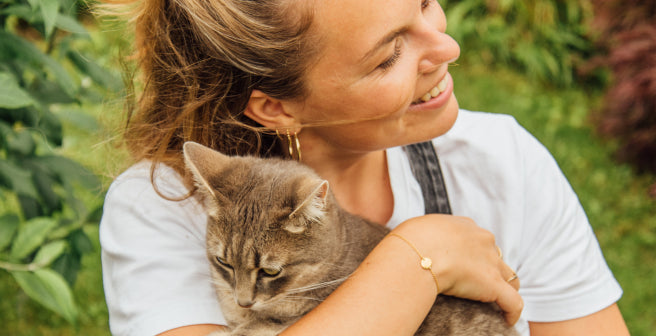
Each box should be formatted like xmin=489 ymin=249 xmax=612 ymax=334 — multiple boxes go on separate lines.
xmin=183 ymin=141 xmax=518 ymax=336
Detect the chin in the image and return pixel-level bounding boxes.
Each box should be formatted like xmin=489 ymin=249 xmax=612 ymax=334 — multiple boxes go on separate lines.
xmin=408 ymin=95 xmax=459 ymax=144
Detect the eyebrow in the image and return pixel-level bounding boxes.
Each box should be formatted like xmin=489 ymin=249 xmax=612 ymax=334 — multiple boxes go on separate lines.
xmin=359 ymin=27 xmax=408 ymax=64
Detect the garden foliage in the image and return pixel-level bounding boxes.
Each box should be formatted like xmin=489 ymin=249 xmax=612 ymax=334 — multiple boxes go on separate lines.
xmin=443 ymin=0 xmax=595 ymax=87
xmin=0 ymin=0 xmax=120 ymax=324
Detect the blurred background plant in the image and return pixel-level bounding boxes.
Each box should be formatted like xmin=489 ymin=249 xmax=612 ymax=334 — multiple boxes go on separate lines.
xmin=442 ymin=0 xmax=595 ymax=88
xmin=585 ymin=0 xmax=656 ymax=196
xmin=0 ymin=0 xmax=122 ymax=330
xmin=0 ymin=0 xmax=654 ymax=335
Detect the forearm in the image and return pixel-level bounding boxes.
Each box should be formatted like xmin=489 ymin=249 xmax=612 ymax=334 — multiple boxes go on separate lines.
xmin=282 ymin=233 xmax=437 ymax=336
xmin=528 ymin=304 xmax=629 ymax=336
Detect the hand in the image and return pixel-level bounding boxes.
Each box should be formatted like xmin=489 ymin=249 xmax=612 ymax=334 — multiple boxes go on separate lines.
xmin=391 ymin=214 xmax=523 ymax=325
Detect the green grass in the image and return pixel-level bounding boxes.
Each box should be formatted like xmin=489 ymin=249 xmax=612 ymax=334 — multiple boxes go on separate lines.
xmin=2 ymin=45 xmax=654 ymax=336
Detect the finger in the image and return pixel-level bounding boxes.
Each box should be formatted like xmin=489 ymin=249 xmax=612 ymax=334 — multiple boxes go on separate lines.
xmin=506 ymin=271 xmax=520 ymax=291
xmin=496 ymin=252 xmax=520 ymax=291
xmin=495 ymin=282 xmax=524 ymax=326
xmin=499 ymin=262 xmax=520 ymax=291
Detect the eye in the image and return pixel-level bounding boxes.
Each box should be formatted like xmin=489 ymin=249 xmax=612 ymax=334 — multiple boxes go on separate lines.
xmin=215 ymin=256 xmax=233 ymax=269
xmin=378 ymin=42 xmax=402 ymax=71
xmin=260 ymin=267 xmax=281 ymax=277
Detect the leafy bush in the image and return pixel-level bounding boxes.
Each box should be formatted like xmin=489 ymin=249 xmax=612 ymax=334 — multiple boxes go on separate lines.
xmin=443 ymin=0 xmax=595 ymax=87
xmin=586 ymin=0 xmax=656 ymax=196
xmin=0 ymin=0 xmax=121 ymax=324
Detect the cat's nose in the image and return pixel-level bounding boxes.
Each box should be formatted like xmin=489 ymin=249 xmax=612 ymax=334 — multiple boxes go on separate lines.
xmin=237 ymin=299 xmax=254 ymax=309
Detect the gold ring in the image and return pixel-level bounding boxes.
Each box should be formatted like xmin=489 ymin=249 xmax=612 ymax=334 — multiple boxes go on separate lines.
xmin=507 ymin=273 xmax=518 ymax=282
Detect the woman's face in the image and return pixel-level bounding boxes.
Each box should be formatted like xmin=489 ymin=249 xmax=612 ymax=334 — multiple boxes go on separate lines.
xmin=286 ymin=0 xmax=461 ymax=156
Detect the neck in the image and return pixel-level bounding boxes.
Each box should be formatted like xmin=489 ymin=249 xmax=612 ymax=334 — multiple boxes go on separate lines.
xmin=299 ymin=142 xmax=393 ymax=225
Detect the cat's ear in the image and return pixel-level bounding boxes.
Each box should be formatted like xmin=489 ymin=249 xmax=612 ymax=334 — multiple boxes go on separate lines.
xmin=183 ymin=141 xmax=231 ymax=212
xmin=285 ymin=180 xmax=329 ymax=234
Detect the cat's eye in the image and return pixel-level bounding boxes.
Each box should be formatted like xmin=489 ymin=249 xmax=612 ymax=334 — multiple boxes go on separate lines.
xmin=260 ymin=268 xmax=281 ymax=277
xmin=216 ymin=256 xmax=232 ymax=269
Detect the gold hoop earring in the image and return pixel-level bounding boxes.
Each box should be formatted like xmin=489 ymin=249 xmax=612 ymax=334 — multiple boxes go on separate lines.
xmin=286 ymin=129 xmax=302 ymax=161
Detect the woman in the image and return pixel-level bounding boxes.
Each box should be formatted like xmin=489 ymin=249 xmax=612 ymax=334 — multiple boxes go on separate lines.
xmin=99 ymin=0 xmax=629 ymax=335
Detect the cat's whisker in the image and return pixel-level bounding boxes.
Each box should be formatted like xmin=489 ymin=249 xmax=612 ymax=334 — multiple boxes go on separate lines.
xmin=284 ymin=276 xmax=350 ymax=294
xmin=281 ymin=295 xmax=324 ymax=302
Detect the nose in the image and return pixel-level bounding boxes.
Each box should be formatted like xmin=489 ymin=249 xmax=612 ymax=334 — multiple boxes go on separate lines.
xmin=416 ymin=10 xmax=461 ymax=75
xmin=234 ymin=271 xmax=256 ymax=309
xmin=417 ymin=31 xmax=460 ymax=75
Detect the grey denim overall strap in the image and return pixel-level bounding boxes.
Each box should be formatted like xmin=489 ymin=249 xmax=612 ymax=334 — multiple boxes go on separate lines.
xmin=403 ymin=141 xmax=452 ymax=215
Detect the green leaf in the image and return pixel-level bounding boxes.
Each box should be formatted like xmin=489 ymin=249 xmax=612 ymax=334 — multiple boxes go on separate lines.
xmin=67 ymin=51 xmax=123 ymax=92
xmin=86 ymin=203 xmax=104 ymax=223
xmin=51 ymin=251 xmax=80 ymax=285
xmin=0 ymin=214 xmax=20 ymax=251
xmin=34 ymin=240 xmax=68 ymax=266
xmin=12 ymin=269 xmax=78 ymax=323
xmin=38 ymin=0 xmax=60 ymax=38
xmin=0 ymin=32 xmax=77 ymax=98
xmin=29 ymin=76 xmax=78 ymax=105
xmin=54 ymin=108 xmax=100 ymax=131
xmin=25 ymin=0 xmax=39 ymax=10
xmin=32 ymin=171 xmax=62 ymax=213
xmin=0 ymin=159 xmax=39 ymax=198
xmin=18 ymin=195 xmax=42 ymax=220
xmin=1 ymin=4 xmax=40 ymax=23
xmin=0 ymin=72 xmax=36 ymax=108
xmin=37 ymin=108 xmax=63 ymax=145
xmin=10 ymin=217 xmax=58 ymax=260
xmin=70 ymin=229 xmax=93 ymax=254
xmin=55 ymin=13 xmax=89 ymax=36
xmin=7 ymin=129 xmax=36 ymax=155
xmin=32 ymin=155 xmax=101 ymax=190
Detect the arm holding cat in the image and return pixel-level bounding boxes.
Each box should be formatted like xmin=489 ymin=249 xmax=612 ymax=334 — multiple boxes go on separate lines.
xmin=281 ymin=214 xmax=521 ymax=336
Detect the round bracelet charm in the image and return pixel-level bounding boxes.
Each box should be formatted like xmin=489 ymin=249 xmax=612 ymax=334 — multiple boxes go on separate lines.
xmin=420 ymin=257 xmax=432 ymax=269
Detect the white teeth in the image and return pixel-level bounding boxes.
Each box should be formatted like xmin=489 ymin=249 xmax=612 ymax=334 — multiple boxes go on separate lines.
xmin=437 ymin=77 xmax=447 ymax=91
xmin=413 ymin=76 xmax=449 ymax=104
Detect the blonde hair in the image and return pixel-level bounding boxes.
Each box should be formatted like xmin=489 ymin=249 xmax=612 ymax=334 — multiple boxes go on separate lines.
xmin=106 ymin=0 xmax=316 ymax=175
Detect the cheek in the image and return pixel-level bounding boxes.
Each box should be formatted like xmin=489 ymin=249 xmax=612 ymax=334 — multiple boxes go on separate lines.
xmin=350 ymin=73 xmax=416 ymax=119
xmin=296 ymin=72 xmax=416 ymax=129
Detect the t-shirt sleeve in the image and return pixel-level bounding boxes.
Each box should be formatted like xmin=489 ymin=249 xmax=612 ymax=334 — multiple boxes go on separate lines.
xmin=514 ymin=125 xmax=622 ymax=322
xmin=100 ymin=165 xmax=226 ymax=336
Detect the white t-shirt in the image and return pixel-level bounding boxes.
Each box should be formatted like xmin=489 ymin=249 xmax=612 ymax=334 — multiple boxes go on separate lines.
xmin=100 ymin=110 xmax=622 ymax=336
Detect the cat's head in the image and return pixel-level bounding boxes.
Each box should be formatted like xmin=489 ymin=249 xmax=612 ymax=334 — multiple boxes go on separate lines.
xmin=183 ymin=141 xmax=343 ymax=316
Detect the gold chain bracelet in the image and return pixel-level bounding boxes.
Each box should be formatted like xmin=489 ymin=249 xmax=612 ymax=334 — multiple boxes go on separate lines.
xmin=388 ymin=233 xmax=440 ymax=294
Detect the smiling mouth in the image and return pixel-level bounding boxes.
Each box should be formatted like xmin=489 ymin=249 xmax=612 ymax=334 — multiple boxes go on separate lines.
xmin=412 ymin=76 xmax=448 ymax=105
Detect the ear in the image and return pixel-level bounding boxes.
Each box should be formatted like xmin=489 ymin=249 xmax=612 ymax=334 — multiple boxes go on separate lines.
xmin=243 ymin=89 xmax=299 ymax=130
xmin=182 ymin=142 xmax=232 ymax=213
xmin=285 ymin=180 xmax=329 ymax=234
